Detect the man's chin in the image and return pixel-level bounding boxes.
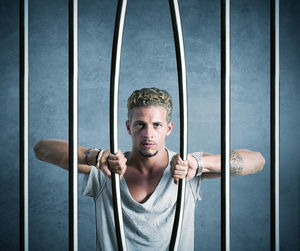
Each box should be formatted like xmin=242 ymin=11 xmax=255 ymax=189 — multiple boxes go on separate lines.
xmin=139 ymin=150 xmax=158 ymax=158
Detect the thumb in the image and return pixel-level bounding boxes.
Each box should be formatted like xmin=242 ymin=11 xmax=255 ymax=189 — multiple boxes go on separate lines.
xmin=100 ymin=162 xmax=112 ymax=178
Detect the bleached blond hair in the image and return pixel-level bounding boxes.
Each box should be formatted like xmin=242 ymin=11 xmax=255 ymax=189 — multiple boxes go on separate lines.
xmin=127 ymin=88 xmax=173 ymax=122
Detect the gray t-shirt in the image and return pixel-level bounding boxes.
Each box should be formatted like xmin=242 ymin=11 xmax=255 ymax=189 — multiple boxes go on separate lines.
xmin=83 ymin=149 xmax=203 ymax=251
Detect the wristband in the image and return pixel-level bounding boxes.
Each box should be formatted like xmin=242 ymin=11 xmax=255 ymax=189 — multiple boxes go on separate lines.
xmin=190 ymin=152 xmax=204 ymax=176
xmin=86 ymin=148 xmax=101 ymax=166
xmin=85 ymin=149 xmax=92 ymax=165
xmin=96 ymin=150 xmax=103 ymax=169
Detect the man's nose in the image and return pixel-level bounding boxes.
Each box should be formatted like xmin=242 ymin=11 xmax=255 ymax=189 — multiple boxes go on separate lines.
xmin=143 ymin=126 xmax=154 ymax=138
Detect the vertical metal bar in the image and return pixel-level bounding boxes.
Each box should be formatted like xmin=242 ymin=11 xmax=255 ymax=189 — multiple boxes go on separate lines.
xmin=270 ymin=0 xmax=280 ymax=250
xmin=221 ymin=0 xmax=231 ymax=251
xmin=20 ymin=0 xmax=29 ymax=250
xmin=168 ymin=0 xmax=188 ymax=250
xmin=109 ymin=0 xmax=128 ymax=250
xmin=68 ymin=0 xmax=78 ymax=250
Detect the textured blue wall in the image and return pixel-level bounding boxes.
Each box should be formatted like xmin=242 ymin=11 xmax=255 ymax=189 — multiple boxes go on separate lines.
xmin=0 ymin=0 xmax=299 ymax=250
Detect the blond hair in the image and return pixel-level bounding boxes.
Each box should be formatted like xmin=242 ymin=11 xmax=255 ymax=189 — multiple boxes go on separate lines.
xmin=127 ymin=88 xmax=173 ymax=122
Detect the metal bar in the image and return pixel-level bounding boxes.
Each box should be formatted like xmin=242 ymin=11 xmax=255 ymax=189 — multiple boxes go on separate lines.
xmin=168 ymin=0 xmax=188 ymax=250
xmin=68 ymin=0 xmax=78 ymax=250
xmin=20 ymin=0 xmax=29 ymax=250
xmin=270 ymin=0 xmax=280 ymax=250
xmin=109 ymin=0 xmax=128 ymax=250
xmin=220 ymin=0 xmax=231 ymax=250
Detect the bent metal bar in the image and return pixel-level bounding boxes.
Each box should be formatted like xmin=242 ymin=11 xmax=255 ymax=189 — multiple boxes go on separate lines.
xmin=109 ymin=0 xmax=188 ymax=250
xmin=109 ymin=0 xmax=128 ymax=250
xmin=168 ymin=0 xmax=188 ymax=250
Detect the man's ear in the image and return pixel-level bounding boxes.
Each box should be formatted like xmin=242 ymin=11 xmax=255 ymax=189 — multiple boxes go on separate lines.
xmin=166 ymin=121 xmax=173 ymax=136
xmin=126 ymin=120 xmax=131 ymax=135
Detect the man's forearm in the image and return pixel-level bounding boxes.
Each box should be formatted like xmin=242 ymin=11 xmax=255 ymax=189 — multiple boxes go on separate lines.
xmin=201 ymin=149 xmax=265 ymax=176
xmin=34 ymin=139 xmax=97 ymax=168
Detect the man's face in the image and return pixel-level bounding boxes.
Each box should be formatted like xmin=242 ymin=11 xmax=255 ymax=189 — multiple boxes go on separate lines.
xmin=126 ymin=106 xmax=173 ymax=158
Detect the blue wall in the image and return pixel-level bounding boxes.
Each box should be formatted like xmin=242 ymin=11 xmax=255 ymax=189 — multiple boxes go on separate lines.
xmin=0 ymin=0 xmax=299 ymax=250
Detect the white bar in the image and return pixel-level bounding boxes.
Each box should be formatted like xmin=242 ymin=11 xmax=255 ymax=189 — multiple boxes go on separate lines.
xmin=271 ymin=0 xmax=280 ymax=250
xmin=24 ymin=0 xmax=29 ymax=250
xmin=225 ymin=0 xmax=230 ymax=249
xmin=275 ymin=0 xmax=280 ymax=246
xmin=221 ymin=0 xmax=230 ymax=250
xmin=69 ymin=0 xmax=78 ymax=250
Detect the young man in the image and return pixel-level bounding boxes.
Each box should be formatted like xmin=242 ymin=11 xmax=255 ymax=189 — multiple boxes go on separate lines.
xmin=34 ymin=88 xmax=265 ymax=250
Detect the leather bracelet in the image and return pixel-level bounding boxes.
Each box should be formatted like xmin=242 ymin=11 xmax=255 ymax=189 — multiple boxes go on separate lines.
xmin=86 ymin=148 xmax=101 ymax=166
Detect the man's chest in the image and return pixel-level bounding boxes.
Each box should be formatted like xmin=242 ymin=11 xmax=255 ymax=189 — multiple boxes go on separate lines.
xmin=124 ymin=168 xmax=165 ymax=204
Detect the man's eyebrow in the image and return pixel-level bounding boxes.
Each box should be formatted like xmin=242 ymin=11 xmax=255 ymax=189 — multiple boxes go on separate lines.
xmin=133 ymin=120 xmax=163 ymax=124
xmin=133 ymin=120 xmax=145 ymax=124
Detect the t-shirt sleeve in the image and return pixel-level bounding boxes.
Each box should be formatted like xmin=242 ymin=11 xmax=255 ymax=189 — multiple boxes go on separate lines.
xmin=188 ymin=151 xmax=203 ymax=201
xmin=82 ymin=166 xmax=107 ymax=198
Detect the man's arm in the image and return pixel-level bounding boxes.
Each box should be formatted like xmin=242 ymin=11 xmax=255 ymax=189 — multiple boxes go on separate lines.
xmin=190 ymin=149 xmax=265 ymax=180
xmin=203 ymin=149 xmax=265 ymax=175
xmin=171 ymin=149 xmax=265 ymax=183
xmin=34 ymin=139 xmax=127 ymax=177
xmin=33 ymin=139 xmax=99 ymax=174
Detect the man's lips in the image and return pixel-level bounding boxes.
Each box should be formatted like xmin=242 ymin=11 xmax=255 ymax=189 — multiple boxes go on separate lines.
xmin=141 ymin=141 xmax=155 ymax=148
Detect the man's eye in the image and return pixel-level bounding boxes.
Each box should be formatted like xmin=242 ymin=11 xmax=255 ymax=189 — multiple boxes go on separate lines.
xmin=136 ymin=123 xmax=144 ymax=128
xmin=154 ymin=123 xmax=161 ymax=128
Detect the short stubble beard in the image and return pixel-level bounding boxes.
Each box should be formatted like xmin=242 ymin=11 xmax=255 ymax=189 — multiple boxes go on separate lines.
xmin=139 ymin=150 xmax=159 ymax=158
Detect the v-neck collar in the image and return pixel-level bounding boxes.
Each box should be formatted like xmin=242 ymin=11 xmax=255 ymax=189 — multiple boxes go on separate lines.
xmin=120 ymin=149 xmax=170 ymax=207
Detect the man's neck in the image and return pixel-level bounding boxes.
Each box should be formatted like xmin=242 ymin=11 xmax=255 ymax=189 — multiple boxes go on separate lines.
xmin=127 ymin=148 xmax=169 ymax=175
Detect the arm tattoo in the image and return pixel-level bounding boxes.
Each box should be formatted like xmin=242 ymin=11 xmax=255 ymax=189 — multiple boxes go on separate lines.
xmin=230 ymin=151 xmax=244 ymax=176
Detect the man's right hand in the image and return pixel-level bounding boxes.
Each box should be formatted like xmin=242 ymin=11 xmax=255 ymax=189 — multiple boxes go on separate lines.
xmin=98 ymin=150 xmax=127 ymax=179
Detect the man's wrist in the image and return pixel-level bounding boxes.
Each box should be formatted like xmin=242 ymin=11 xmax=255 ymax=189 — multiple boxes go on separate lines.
xmin=190 ymin=152 xmax=204 ymax=176
xmin=86 ymin=149 xmax=101 ymax=166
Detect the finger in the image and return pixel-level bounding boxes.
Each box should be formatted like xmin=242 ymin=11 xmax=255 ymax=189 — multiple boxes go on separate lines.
xmin=108 ymin=150 xmax=124 ymax=159
xmin=107 ymin=158 xmax=122 ymax=166
xmin=108 ymin=163 xmax=127 ymax=175
xmin=172 ymin=171 xmax=187 ymax=177
xmin=171 ymin=166 xmax=187 ymax=175
xmin=119 ymin=166 xmax=127 ymax=180
xmin=176 ymin=158 xmax=188 ymax=166
xmin=108 ymin=165 xmax=122 ymax=174
xmin=101 ymin=164 xmax=111 ymax=178
xmin=99 ymin=150 xmax=110 ymax=165
xmin=171 ymin=168 xmax=188 ymax=177
xmin=170 ymin=154 xmax=178 ymax=164
xmin=108 ymin=153 xmax=119 ymax=160
xmin=172 ymin=174 xmax=187 ymax=180
xmin=186 ymin=168 xmax=196 ymax=181
xmin=108 ymin=160 xmax=126 ymax=171
xmin=176 ymin=153 xmax=183 ymax=162
xmin=116 ymin=150 xmax=124 ymax=157
xmin=108 ymin=156 xmax=126 ymax=165
xmin=171 ymin=153 xmax=182 ymax=163
xmin=173 ymin=164 xmax=188 ymax=171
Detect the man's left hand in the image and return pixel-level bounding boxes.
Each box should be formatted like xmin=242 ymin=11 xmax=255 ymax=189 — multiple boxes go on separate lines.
xmin=170 ymin=154 xmax=198 ymax=184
